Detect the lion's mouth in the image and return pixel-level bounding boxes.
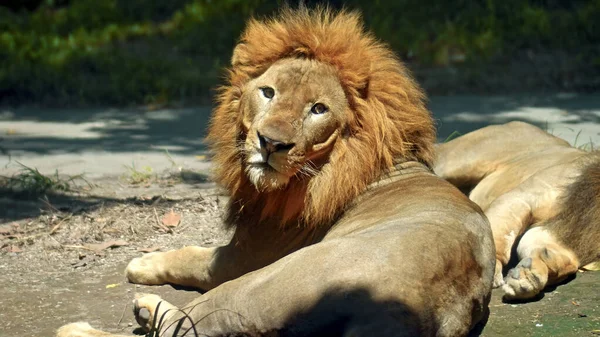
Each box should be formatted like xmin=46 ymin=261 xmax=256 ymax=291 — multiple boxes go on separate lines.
xmin=248 ymin=161 xmax=275 ymax=172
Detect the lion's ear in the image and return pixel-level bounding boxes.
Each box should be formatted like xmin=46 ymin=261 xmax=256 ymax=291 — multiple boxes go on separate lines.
xmin=231 ymin=41 xmax=247 ymax=67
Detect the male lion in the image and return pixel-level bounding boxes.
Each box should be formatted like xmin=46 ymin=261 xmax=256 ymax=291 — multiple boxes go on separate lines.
xmin=435 ymin=121 xmax=600 ymax=301
xmin=58 ymin=8 xmax=494 ymax=337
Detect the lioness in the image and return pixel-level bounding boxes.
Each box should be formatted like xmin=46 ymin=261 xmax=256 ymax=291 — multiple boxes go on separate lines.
xmin=435 ymin=121 xmax=600 ymax=301
xmin=58 ymin=8 xmax=494 ymax=337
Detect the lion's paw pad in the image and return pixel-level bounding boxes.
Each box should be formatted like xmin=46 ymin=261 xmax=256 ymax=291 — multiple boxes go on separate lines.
xmin=501 ymin=258 xmax=545 ymax=300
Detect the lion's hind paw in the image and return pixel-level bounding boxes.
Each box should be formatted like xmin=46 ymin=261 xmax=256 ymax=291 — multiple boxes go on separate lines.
xmin=501 ymin=257 xmax=547 ymax=301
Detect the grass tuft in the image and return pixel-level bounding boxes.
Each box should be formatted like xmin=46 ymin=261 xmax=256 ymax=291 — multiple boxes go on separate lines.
xmin=0 ymin=161 xmax=92 ymax=196
xmin=122 ymin=163 xmax=156 ymax=185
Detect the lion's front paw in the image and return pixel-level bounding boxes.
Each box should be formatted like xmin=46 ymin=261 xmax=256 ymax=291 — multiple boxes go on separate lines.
xmin=492 ymin=259 xmax=505 ymax=288
xmin=501 ymin=257 xmax=547 ymax=301
xmin=126 ymin=252 xmax=166 ymax=285
xmin=56 ymin=322 xmax=99 ymax=337
xmin=133 ymin=293 xmax=178 ymax=332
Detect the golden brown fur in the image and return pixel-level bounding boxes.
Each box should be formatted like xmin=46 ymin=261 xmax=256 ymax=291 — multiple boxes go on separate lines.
xmin=435 ymin=121 xmax=600 ymax=300
xmin=208 ymin=7 xmax=435 ymax=227
xmin=548 ymin=158 xmax=600 ymax=265
xmin=57 ymin=7 xmax=493 ymax=337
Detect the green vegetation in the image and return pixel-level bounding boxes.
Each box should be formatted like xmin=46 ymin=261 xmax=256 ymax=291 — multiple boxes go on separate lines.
xmin=0 ymin=161 xmax=91 ymax=196
xmin=122 ymin=162 xmax=155 ymax=185
xmin=1 ymin=0 xmax=598 ymax=106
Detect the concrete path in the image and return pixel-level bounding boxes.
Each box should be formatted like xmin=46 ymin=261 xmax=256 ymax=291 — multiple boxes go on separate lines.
xmin=2 ymin=93 xmax=599 ymax=180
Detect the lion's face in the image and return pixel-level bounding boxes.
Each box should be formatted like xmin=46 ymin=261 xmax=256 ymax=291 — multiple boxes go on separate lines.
xmin=240 ymin=58 xmax=348 ymax=191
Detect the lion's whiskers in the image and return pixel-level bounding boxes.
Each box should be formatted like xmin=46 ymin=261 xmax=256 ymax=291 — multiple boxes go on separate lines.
xmin=295 ymin=160 xmax=319 ymax=179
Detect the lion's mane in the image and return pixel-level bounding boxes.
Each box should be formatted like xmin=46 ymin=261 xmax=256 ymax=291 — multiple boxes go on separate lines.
xmin=207 ymin=7 xmax=435 ymax=228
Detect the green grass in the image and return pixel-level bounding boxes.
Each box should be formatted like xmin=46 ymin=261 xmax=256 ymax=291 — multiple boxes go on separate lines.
xmin=443 ymin=130 xmax=463 ymax=143
xmin=1 ymin=0 xmax=598 ymax=106
xmin=1 ymin=161 xmax=91 ymax=196
xmin=122 ymin=162 xmax=155 ymax=185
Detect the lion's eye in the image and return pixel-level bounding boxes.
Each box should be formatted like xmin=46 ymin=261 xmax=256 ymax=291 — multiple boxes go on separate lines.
xmin=260 ymin=87 xmax=275 ymax=99
xmin=311 ymin=103 xmax=328 ymax=114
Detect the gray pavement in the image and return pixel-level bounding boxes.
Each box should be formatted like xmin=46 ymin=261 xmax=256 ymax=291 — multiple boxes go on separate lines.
xmin=1 ymin=93 xmax=599 ymax=179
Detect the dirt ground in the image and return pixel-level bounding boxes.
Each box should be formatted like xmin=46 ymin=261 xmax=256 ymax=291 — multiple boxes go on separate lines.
xmin=1 ymin=176 xmax=599 ymax=337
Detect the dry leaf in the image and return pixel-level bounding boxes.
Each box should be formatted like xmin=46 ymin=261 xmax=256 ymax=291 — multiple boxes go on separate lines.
xmin=137 ymin=246 xmax=162 ymax=253
xmin=161 ymin=210 xmax=181 ymax=228
xmin=85 ymin=239 xmax=129 ymax=252
xmin=106 ymin=283 xmax=120 ymax=289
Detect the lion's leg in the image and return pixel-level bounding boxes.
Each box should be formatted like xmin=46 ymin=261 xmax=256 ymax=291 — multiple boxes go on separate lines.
xmin=126 ymin=225 xmax=317 ymax=291
xmin=482 ymin=192 xmax=533 ymax=288
xmin=125 ymin=244 xmax=273 ymax=290
xmin=502 ymin=227 xmax=580 ymax=300
xmin=484 ymin=168 xmax=566 ymax=288
xmin=56 ymin=322 xmax=131 ymax=337
xmin=126 ymin=246 xmax=216 ymax=289
xmin=434 ymin=122 xmax=545 ymax=190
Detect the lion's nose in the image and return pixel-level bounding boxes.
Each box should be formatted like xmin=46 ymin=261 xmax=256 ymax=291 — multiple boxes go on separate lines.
xmin=257 ymin=131 xmax=294 ymax=153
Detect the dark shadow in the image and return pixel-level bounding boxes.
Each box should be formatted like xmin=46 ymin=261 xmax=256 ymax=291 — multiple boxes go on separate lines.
xmin=544 ymin=273 xmax=578 ymax=292
xmin=280 ymin=288 xmax=427 ymax=337
xmin=0 ymin=106 xmax=213 ymax=156
xmin=0 ymin=188 xmax=113 ymax=223
xmin=132 ymin=327 xmax=147 ymax=335
xmin=0 ymin=186 xmax=209 ymax=224
xmin=502 ymin=292 xmax=546 ymax=304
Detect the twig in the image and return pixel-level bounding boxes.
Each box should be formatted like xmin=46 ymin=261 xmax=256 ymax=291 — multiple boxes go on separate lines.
xmin=117 ymin=302 xmax=129 ymax=326
xmin=49 ymin=235 xmax=63 ymax=248
xmin=39 ymin=195 xmax=60 ymax=213
xmin=62 ymin=245 xmax=97 ymax=251
xmin=50 ymin=214 xmax=73 ymax=235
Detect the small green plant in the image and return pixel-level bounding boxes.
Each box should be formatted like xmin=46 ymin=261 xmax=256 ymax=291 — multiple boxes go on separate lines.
xmin=0 ymin=161 xmax=90 ymax=195
xmin=122 ymin=162 xmax=155 ymax=185
xmin=577 ymin=136 xmax=596 ymax=152
xmin=443 ymin=131 xmax=462 ymax=143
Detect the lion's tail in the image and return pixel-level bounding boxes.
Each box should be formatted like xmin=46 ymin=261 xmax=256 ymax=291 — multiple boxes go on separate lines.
xmin=546 ymin=154 xmax=600 ymax=268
